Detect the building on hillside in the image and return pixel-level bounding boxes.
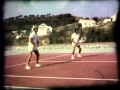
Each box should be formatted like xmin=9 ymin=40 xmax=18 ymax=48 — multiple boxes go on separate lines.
xmin=31 ymin=23 xmax=52 ymax=36
xmin=111 ymin=10 xmax=118 ymax=22
xmin=103 ymin=18 xmax=111 ymax=23
xmin=21 ymin=30 xmax=27 ymax=34
xmin=15 ymin=30 xmax=27 ymax=39
xmin=78 ymin=19 xmax=96 ymax=28
xmin=103 ymin=10 xmax=118 ymax=23
xmin=12 ymin=31 xmax=17 ymax=34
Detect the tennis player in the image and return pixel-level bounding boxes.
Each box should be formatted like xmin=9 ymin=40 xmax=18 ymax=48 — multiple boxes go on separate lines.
xmin=71 ymin=28 xmax=82 ymax=60
xmin=25 ymin=25 xmax=41 ymax=70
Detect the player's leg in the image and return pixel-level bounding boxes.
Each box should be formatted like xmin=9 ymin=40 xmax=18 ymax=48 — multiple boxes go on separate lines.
xmin=71 ymin=46 xmax=76 ymax=60
xmin=77 ymin=46 xmax=82 ymax=57
xmin=25 ymin=51 xmax=33 ymax=70
xmin=33 ymin=50 xmax=41 ymax=67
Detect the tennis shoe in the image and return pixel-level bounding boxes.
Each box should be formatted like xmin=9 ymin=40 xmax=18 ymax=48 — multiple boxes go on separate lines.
xmin=25 ymin=66 xmax=31 ymax=70
xmin=35 ymin=64 xmax=41 ymax=67
xmin=71 ymin=55 xmax=74 ymax=60
xmin=78 ymin=54 xmax=82 ymax=57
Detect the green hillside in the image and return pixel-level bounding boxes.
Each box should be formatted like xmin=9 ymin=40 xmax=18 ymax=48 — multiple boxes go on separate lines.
xmin=4 ymin=14 xmax=116 ymax=46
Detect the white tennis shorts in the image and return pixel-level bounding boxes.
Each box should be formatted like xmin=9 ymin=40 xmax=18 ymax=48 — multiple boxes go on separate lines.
xmin=28 ymin=45 xmax=38 ymax=51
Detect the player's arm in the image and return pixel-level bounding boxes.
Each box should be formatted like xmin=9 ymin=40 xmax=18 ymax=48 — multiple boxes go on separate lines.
xmin=78 ymin=34 xmax=80 ymax=42
xmin=37 ymin=36 xmax=40 ymax=46
xmin=36 ymin=39 xmax=40 ymax=47
xmin=29 ymin=33 xmax=36 ymax=47
xmin=71 ymin=38 xmax=76 ymax=44
xmin=29 ymin=38 xmax=35 ymax=46
xmin=37 ymin=40 xmax=39 ymax=44
xmin=71 ymin=34 xmax=76 ymax=44
xmin=37 ymin=36 xmax=40 ymax=44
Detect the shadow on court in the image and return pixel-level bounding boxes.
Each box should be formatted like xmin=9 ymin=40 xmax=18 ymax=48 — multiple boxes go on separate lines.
xmin=81 ymin=54 xmax=103 ymax=58
xmin=36 ymin=61 xmax=71 ymax=68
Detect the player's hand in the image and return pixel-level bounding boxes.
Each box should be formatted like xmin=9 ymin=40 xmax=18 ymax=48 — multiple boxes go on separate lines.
xmin=35 ymin=44 xmax=39 ymax=47
xmin=75 ymin=42 xmax=77 ymax=45
xmin=75 ymin=42 xmax=80 ymax=46
xmin=33 ymin=44 xmax=39 ymax=48
xmin=75 ymin=42 xmax=78 ymax=46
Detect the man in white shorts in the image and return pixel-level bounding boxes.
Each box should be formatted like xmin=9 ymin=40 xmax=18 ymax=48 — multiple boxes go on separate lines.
xmin=25 ymin=25 xmax=41 ymax=70
xmin=71 ymin=28 xmax=81 ymax=60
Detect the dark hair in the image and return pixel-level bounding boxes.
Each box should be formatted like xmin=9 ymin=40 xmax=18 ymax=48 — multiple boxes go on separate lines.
xmin=33 ymin=25 xmax=38 ymax=31
xmin=34 ymin=25 xmax=38 ymax=28
xmin=75 ymin=28 xmax=79 ymax=32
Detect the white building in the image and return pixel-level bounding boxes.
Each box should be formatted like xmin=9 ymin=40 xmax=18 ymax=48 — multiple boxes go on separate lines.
xmin=12 ymin=31 xmax=17 ymax=34
xmin=16 ymin=35 xmax=21 ymax=40
xmin=78 ymin=19 xmax=96 ymax=28
xmin=103 ymin=10 xmax=118 ymax=23
xmin=31 ymin=23 xmax=52 ymax=36
xmin=111 ymin=10 xmax=118 ymax=22
xmin=21 ymin=30 xmax=27 ymax=34
xmin=103 ymin=18 xmax=111 ymax=23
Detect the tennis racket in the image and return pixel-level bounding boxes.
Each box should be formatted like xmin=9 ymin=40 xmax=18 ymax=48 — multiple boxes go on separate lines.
xmin=76 ymin=36 xmax=87 ymax=46
xmin=79 ymin=36 xmax=87 ymax=43
xmin=42 ymin=39 xmax=50 ymax=45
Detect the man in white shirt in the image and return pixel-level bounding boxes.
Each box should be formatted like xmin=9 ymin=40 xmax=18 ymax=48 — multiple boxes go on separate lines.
xmin=71 ymin=28 xmax=81 ymax=60
xmin=25 ymin=25 xmax=41 ymax=70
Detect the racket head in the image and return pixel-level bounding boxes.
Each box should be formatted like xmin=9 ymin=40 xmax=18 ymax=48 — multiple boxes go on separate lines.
xmin=80 ymin=36 xmax=87 ymax=43
xmin=42 ymin=39 xmax=50 ymax=45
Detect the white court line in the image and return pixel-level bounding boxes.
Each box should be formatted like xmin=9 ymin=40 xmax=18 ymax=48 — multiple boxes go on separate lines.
xmin=4 ymin=86 xmax=46 ymax=90
xmin=5 ymin=54 xmax=70 ymax=68
xmin=5 ymin=60 xmax=117 ymax=69
xmin=4 ymin=75 xmax=118 ymax=82
xmin=40 ymin=61 xmax=67 ymax=62
xmin=37 ymin=61 xmax=117 ymax=62
xmin=72 ymin=61 xmax=117 ymax=62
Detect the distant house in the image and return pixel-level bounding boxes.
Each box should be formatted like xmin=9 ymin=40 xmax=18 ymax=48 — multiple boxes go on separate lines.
xmin=78 ymin=19 xmax=96 ymax=28
xmin=103 ymin=18 xmax=111 ymax=23
xmin=111 ymin=10 xmax=118 ymax=22
xmin=31 ymin=23 xmax=52 ymax=36
xmin=22 ymin=30 xmax=27 ymax=34
xmin=12 ymin=31 xmax=17 ymax=34
xmin=15 ymin=30 xmax=27 ymax=39
xmin=16 ymin=35 xmax=21 ymax=40
xmin=103 ymin=10 xmax=118 ymax=23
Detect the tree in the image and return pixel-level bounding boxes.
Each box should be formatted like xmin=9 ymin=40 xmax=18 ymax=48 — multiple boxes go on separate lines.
xmin=78 ymin=23 xmax=82 ymax=29
xmin=47 ymin=13 xmax=50 ymax=17
xmin=85 ymin=17 xmax=89 ymax=19
xmin=92 ymin=17 xmax=99 ymax=24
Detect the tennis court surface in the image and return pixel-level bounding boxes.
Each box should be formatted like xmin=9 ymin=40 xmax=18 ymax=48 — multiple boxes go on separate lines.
xmin=4 ymin=43 xmax=119 ymax=89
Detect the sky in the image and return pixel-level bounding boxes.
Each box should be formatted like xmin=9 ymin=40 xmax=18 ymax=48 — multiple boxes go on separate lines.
xmin=3 ymin=0 xmax=119 ymax=19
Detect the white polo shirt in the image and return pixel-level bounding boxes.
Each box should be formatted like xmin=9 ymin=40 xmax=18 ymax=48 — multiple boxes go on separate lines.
xmin=71 ymin=32 xmax=80 ymax=47
xmin=28 ymin=31 xmax=39 ymax=51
